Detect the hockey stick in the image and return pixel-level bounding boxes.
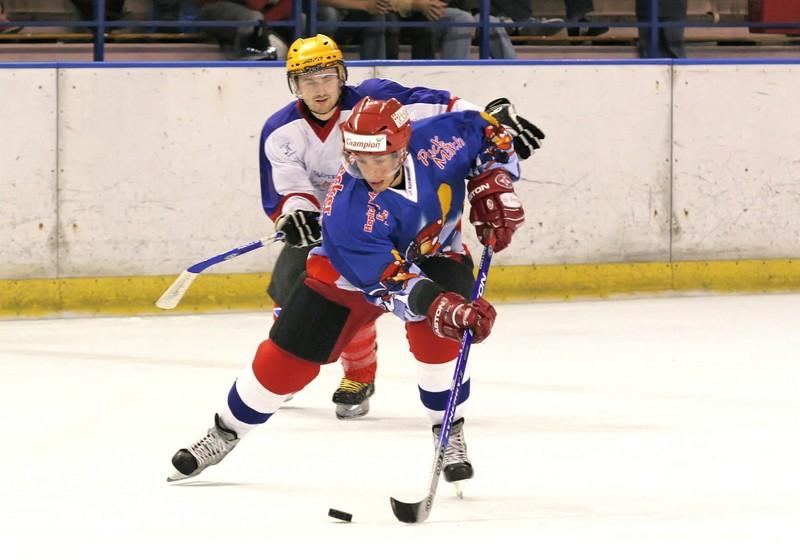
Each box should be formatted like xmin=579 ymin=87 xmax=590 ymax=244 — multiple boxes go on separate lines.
xmin=390 ymin=244 xmax=494 ymax=524
xmin=155 ymin=233 xmax=283 ymax=310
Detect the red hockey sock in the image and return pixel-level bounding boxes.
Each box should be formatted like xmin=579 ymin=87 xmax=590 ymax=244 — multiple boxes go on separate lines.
xmin=340 ymin=321 xmax=377 ymax=383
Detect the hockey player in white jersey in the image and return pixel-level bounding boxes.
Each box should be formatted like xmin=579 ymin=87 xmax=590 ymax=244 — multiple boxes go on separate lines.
xmin=259 ymin=33 xmax=484 ymax=420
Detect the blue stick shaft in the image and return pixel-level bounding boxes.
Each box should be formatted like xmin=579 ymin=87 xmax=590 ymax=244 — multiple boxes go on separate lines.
xmin=186 ymin=234 xmax=279 ymax=274
xmin=435 ymin=245 xmax=494 ymax=451
xmin=390 ymin=244 xmax=495 ymax=522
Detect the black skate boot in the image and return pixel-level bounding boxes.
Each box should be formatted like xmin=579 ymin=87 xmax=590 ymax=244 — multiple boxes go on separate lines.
xmin=331 ymin=378 xmax=375 ymax=420
xmin=167 ymin=414 xmax=239 ymax=482
xmin=432 ymin=418 xmax=473 ymax=484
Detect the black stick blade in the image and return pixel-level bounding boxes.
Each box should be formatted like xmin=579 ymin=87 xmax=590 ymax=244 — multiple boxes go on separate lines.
xmin=390 ymin=497 xmax=431 ymax=524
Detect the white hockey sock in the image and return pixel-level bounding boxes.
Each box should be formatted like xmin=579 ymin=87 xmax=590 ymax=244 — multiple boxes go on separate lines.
xmin=219 ymin=369 xmax=289 ymax=437
xmin=415 ymin=358 xmax=470 ymax=426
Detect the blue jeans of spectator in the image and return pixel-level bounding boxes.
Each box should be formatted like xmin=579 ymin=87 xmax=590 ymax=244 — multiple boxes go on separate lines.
xmin=479 ymin=14 xmax=516 ymax=59
xmin=440 ymin=7 xmax=474 ymax=59
xmin=636 ymin=0 xmax=687 ymax=58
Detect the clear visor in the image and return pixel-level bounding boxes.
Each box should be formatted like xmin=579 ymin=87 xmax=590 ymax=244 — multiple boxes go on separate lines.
xmin=343 ymin=150 xmax=405 ymax=181
xmin=288 ymin=63 xmax=345 ymax=96
xmin=295 ymin=72 xmax=339 ymax=90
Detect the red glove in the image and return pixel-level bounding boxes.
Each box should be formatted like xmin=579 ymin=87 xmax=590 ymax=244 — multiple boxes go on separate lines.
xmin=466 ymin=168 xmax=524 ymax=252
xmin=427 ymin=291 xmax=497 ymax=344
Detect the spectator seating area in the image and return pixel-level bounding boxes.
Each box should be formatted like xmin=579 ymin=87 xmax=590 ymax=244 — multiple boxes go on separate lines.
xmin=1 ymin=0 xmax=798 ymax=62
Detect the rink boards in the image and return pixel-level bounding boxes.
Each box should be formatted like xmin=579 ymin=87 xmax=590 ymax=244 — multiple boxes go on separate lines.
xmin=2 ymin=61 xmax=800 ymax=315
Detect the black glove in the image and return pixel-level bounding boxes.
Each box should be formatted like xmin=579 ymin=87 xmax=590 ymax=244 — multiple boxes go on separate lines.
xmin=485 ymin=97 xmax=545 ymax=160
xmin=275 ymin=210 xmax=322 ymax=248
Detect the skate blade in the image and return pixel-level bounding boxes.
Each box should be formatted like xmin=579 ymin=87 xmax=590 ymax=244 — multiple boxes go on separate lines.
xmin=167 ymin=470 xmax=193 ymax=482
xmin=453 ymin=481 xmax=465 ymax=499
xmin=334 ymin=401 xmax=369 ymax=420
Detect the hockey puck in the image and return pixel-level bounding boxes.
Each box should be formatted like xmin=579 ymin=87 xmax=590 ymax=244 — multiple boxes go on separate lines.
xmin=328 ymin=508 xmax=353 ymax=522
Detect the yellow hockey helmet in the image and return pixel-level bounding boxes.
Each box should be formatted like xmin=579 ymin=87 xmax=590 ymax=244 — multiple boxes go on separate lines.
xmin=286 ymin=34 xmax=347 ymax=95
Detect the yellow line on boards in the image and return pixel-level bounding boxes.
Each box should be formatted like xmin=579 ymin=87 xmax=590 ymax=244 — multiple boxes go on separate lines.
xmin=2 ymin=260 xmax=799 ymax=318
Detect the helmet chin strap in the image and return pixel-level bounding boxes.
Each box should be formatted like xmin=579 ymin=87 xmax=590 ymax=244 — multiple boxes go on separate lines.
xmin=388 ymin=162 xmax=404 ymax=187
xmin=374 ymin=151 xmax=405 ymax=188
xmin=388 ymin=149 xmax=409 ymax=187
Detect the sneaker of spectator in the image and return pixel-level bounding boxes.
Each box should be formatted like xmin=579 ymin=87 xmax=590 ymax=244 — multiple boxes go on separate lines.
xmin=0 ymin=1 xmax=23 ymax=33
xmin=514 ymin=16 xmax=565 ymax=37
xmin=195 ymin=0 xmax=288 ymax=60
xmin=564 ymin=1 xmax=609 ymax=37
xmin=237 ymin=45 xmax=278 ymax=60
xmin=566 ymin=17 xmax=609 ymax=37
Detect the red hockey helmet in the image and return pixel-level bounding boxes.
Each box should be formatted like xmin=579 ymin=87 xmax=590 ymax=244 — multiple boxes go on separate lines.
xmin=341 ymin=97 xmax=412 ymax=156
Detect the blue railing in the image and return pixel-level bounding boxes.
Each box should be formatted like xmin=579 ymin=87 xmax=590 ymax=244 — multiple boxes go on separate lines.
xmin=3 ymin=0 xmax=800 ymax=62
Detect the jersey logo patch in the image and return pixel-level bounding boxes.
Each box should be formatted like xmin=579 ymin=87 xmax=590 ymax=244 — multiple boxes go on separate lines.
xmin=406 ymin=219 xmax=442 ymax=262
xmin=416 ymin=135 xmax=466 ymax=170
xmin=280 ymin=141 xmax=296 ymax=157
xmin=364 ymin=191 xmax=389 ymax=233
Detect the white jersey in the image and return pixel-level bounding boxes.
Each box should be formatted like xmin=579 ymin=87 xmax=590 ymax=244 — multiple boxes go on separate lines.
xmin=259 ymin=78 xmax=478 ymax=220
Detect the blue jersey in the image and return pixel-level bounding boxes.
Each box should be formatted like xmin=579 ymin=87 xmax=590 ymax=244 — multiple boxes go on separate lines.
xmin=317 ymin=110 xmax=519 ymax=321
xmin=258 ymin=79 xmax=478 ymax=220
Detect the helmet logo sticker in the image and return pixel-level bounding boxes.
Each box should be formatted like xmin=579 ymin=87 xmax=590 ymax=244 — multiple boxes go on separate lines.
xmin=391 ymin=107 xmax=410 ymax=128
xmin=343 ymin=132 xmax=388 ymax=153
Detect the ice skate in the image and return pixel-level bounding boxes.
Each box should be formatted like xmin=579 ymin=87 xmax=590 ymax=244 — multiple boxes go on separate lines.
xmin=167 ymin=414 xmax=239 ymax=482
xmin=432 ymin=418 xmax=473 ymax=498
xmin=332 ymin=378 xmax=374 ymax=419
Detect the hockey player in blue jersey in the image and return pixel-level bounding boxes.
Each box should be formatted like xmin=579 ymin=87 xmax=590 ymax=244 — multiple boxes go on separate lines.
xmin=262 ymin=34 xmax=483 ymax=419
xmin=168 ymin=96 xmax=537 ymax=487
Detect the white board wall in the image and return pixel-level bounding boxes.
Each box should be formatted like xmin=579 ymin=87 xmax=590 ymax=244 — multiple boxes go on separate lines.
xmin=672 ymin=64 xmax=800 ymax=260
xmin=0 ymin=69 xmax=58 ymax=278
xmin=1 ymin=62 xmax=798 ymax=280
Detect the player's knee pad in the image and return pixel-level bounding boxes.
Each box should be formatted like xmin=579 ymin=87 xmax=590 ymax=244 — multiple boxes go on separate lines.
xmin=252 ymin=339 xmax=320 ymax=395
xmin=270 ymin=277 xmax=351 ymax=364
xmin=406 ymin=319 xmax=460 ymax=364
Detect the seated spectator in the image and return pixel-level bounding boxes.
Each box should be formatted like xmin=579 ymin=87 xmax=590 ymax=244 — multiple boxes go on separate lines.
xmin=192 ymin=0 xmax=289 ymax=60
xmin=390 ymin=0 xmax=475 ymax=59
xmin=317 ymin=0 xmax=394 ymax=60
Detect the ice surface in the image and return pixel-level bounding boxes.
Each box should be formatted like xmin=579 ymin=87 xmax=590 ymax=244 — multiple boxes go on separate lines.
xmin=1 ymin=295 xmax=798 ymax=558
